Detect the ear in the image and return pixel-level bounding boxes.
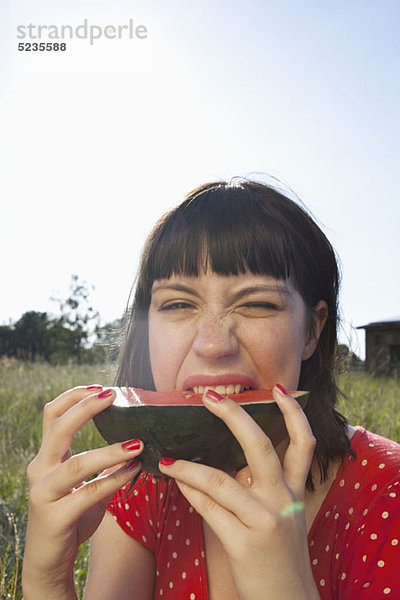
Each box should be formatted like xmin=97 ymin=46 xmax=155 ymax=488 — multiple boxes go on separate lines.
xmin=302 ymin=300 xmax=328 ymax=361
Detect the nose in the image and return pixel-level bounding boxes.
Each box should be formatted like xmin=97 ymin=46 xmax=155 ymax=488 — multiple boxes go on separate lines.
xmin=192 ymin=311 xmax=239 ymax=360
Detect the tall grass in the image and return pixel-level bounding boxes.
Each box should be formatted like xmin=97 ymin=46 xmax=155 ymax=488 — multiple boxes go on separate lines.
xmin=0 ymin=362 xmax=399 ymax=599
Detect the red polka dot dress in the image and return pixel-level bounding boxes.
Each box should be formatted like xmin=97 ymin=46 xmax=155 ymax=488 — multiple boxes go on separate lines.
xmin=107 ymin=427 xmax=400 ymax=599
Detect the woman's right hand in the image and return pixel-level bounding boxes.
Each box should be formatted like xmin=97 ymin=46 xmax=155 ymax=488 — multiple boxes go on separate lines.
xmin=22 ymin=386 xmax=143 ymax=599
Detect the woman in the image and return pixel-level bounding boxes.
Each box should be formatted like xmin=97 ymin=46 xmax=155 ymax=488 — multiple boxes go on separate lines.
xmin=22 ymin=180 xmax=400 ymax=599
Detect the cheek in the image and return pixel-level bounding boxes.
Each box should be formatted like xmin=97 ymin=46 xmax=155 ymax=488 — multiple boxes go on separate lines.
xmin=148 ymin=317 xmax=192 ymax=391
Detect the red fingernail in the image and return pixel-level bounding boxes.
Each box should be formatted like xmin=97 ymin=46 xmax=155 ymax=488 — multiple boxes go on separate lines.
xmin=204 ymin=389 xmax=225 ymax=402
xmin=126 ymin=458 xmax=140 ymax=470
xmin=97 ymin=389 xmax=113 ymax=399
xmin=122 ymin=439 xmax=141 ymax=451
xmin=276 ymin=383 xmax=289 ymax=395
xmin=86 ymin=385 xmax=103 ymax=390
xmin=160 ymin=457 xmax=176 ymax=466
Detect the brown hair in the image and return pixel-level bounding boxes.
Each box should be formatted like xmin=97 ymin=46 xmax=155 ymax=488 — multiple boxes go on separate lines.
xmin=115 ymin=179 xmax=352 ymax=489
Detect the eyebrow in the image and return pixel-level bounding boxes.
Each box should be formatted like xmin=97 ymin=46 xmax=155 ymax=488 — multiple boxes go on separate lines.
xmin=151 ymin=282 xmax=292 ymax=303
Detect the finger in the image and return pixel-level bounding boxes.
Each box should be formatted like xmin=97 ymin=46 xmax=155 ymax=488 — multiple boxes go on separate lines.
xmin=158 ymin=459 xmax=258 ymax=526
xmin=273 ymin=385 xmax=316 ymax=497
xmin=42 ymin=385 xmax=103 ymax=437
xmin=39 ymin=440 xmax=143 ymax=500
xmin=39 ymin=388 xmax=116 ymax=466
xmin=174 ymin=479 xmax=244 ymax=545
xmin=201 ymin=390 xmax=283 ymax=487
xmin=61 ymin=459 xmax=142 ymax=529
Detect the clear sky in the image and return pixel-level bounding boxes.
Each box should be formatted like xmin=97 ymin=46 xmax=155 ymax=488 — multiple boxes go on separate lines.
xmin=1 ymin=0 xmax=399 ymax=359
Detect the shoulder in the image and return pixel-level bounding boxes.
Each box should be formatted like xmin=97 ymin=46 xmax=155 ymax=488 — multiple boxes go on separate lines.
xmin=345 ymin=427 xmax=400 ymax=489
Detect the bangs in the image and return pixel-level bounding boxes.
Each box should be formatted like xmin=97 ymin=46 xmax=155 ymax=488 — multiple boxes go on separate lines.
xmin=145 ymin=185 xmax=296 ymax=283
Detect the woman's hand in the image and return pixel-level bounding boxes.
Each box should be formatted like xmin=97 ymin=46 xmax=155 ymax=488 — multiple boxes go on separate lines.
xmin=22 ymin=386 xmax=143 ymax=600
xmin=158 ymin=384 xmax=320 ymax=600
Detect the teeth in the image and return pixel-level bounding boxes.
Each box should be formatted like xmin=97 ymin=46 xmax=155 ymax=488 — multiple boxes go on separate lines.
xmin=192 ymin=384 xmax=251 ymax=395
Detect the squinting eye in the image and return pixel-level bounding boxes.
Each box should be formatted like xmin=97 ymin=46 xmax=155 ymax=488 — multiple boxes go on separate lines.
xmin=160 ymin=301 xmax=194 ymax=311
xmin=241 ymin=302 xmax=278 ymax=310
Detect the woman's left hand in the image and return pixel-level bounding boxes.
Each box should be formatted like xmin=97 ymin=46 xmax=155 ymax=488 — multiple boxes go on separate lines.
xmin=158 ymin=385 xmax=320 ymax=600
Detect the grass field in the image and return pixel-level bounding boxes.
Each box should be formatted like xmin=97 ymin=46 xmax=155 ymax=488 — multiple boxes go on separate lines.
xmin=0 ymin=361 xmax=399 ymax=599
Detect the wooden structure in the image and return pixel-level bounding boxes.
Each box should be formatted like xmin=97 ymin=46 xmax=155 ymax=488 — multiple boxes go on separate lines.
xmin=357 ymin=318 xmax=400 ymax=375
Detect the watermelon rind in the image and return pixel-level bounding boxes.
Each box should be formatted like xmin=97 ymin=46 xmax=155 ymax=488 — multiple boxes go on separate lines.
xmin=92 ymin=388 xmax=308 ymax=476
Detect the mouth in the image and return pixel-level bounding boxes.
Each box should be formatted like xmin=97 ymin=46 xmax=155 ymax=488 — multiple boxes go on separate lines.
xmin=189 ymin=384 xmax=253 ymax=395
xmin=183 ymin=374 xmax=257 ymax=396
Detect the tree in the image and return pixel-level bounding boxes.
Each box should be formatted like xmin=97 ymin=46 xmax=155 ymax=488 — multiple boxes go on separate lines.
xmin=51 ymin=275 xmax=100 ymax=363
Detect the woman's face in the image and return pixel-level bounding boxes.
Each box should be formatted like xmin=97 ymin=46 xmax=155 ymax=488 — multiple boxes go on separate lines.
xmin=148 ymin=270 xmax=326 ymax=394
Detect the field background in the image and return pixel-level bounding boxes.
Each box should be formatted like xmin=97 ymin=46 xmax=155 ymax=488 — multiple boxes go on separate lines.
xmin=1 ymin=361 xmax=399 ymax=599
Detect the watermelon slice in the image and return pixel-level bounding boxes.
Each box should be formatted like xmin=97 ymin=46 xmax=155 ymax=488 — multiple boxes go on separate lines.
xmin=93 ymin=387 xmax=308 ymax=476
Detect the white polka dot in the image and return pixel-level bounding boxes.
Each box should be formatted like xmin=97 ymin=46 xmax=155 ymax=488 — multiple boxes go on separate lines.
xmin=320 ymin=579 xmax=325 ymax=587
xmin=145 ymin=494 xmax=150 ymax=501
xmin=182 ymin=571 xmax=187 ymax=579
xmin=389 ymin=492 xmax=397 ymax=498
xmin=391 ymin=538 xmax=399 ymax=546
xmin=167 ymin=562 xmax=170 ymax=568
xmin=378 ymin=560 xmax=385 ymax=568
xmin=169 ymin=581 xmax=173 ymax=588
xmin=383 ymin=587 xmax=392 ymax=595
xmin=363 ymin=582 xmax=370 ymax=588
xmin=159 ymin=493 xmax=164 ymax=499
xmin=334 ymin=513 xmax=339 ymax=520
xmin=362 ymin=554 xmax=367 ymax=562
xmin=312 ymin=558 xmax=318 ymax=565
xmin=190 ymin=594 xmax=196 ymax=600
xmin=309 ymin=540 xmax=315 ymax=547
xmin=382 ymin=511 xmax=389 ymax=519
xmin=176 ymin=520 xmax=180 ymax=527
xmin=172 ymin=552 xmax=178 ymax=559
xmin=369 ymin=443 xmax=375 ymax=447
xmin=194 ymin=558 xmax=200 ymax=566
xmin=386 ymin=451 xmax=393 ymax=455
xmin=124 ymin=502 xmax=130 ymax=510
xmin=189 ymin=506 xmax=194 ymax=513
xmin=348 ymin=507 xmax=354 ymax=515
xmin=363 ymin=508 xmax=368 ymax=516
xmin=335 ymin=553 xmax=340 ymax=560
xmin=340 ymin=572 xmax=347 ymax=580
xmin=345 ymin=522 xmax=350 ymax=530
xmin=370 ymin=533 xmax=378 ymax=540
xmin=159 ymin=589 xmax=163 ymax=595
xmin=201 ymin=550 xmax=205 ymax=558
xmin=142 ymin=535 xmax=147 ymax=543
xmin=325 ymin=544 xmax=330 ymax=552
xmin=135 ymin=510 xmax=140 ymax=517
xmin=325 ymin=511 xmax=331 ymax=518
xmin=185 ymin=538 xmax=191 ymax=545
xmin=149 ymin=519 xmax=153 ymax=526
xmin=362 ymin=459 xmax=368 ymax=466
xmin=172 ymin=504 xmax=177 ymax=511
xmin=354 ymin=482 xmax=360 ymax=489
xmin=339 ymin=479 xmax=345 ymax=487
xmin=379 ymin=463 xmax=386 ymax=469
xmin=167 ymin=534 xmax=172 ymax=540
xmin=126 ymin=521 xmax=132 ymax=528
xmin=371 ymin=484 xmax=377 ymax=491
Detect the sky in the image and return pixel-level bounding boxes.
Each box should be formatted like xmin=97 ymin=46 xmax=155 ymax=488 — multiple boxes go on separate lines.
xmin=1 ymin=0 xmax=399 ymax=359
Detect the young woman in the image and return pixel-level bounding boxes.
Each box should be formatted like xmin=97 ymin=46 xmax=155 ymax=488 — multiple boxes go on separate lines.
xmin=22 ymin=180 xmax=400 ymax=599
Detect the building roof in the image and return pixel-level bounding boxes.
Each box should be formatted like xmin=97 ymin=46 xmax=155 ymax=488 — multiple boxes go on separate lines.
xmin=357 ymin=316 xmax=400 ymax=330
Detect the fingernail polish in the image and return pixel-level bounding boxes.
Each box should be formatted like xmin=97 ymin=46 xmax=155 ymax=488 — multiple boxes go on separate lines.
xmin=160 ymin=457 xmax=176 ymax=466
xmin=86 ymin=385 xmax=103 ymax=390
xmin=204 ymin=389 xmax=225 ymax=402
xmin=122 ymin=439 xmax=141 ymax=451
xmin=126 ymin=458 xmax=140 ymax=470
xmin=276 ymin=383 xmax=289 ymax=395
xmin=97 ymin=389 xmax=113 ymax=399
